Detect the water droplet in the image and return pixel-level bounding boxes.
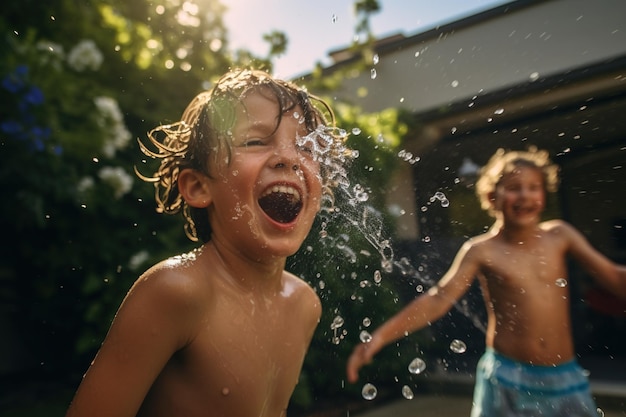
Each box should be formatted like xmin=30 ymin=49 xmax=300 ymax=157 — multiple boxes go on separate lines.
xmin=360 ymin=330 xmax=372 ymax=343
xmin=597 ymin=407 xmax=605 ymax=417
xmin=449 ymin=339 xmax=467 ymax=354
xmin=372 ymin=54 xmax=379 ymax=65
xmin=331 ymin=14 xmax=337 ymax=23
xmin=373 ymin=270 xmax=382 ymax=283
xmin=494 ymin=108 xmax=504 ymax=115
xmin=408 ymin=357 xmax=426 ymax=374
xmin=401 ymin=385 xmax=414 ymax=400
xmin=351 ymin=127 xmax=361 ymax=135
xmin=555 ymin=278 xmax=567 ymax=287
xmin=331 ymin=316 xmax=344 ymax=330
xmin=362 ymin=317 xmax=371 ymax=327
xmin=380 ymin=258 xmax=393 ymax=273
xmin=370 ymin=68 xmax=377 ymax=79
xmin=451 ymin=80 xmax=459 ymax=88
xmin=362 ymin=383 xmax=378 ymax=400
xmin=529 ymin=71 xmax=540 ymax=81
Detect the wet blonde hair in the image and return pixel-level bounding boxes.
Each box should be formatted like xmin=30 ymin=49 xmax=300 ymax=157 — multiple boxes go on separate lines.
xmin=137 ymin=69 xmax=346 ymax=242
xmin=475 ymin=147 xmax=559 ymax=216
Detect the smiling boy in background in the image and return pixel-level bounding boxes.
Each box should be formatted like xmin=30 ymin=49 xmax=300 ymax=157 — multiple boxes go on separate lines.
xmin=348 ymin=147 xmax=626 ymax=416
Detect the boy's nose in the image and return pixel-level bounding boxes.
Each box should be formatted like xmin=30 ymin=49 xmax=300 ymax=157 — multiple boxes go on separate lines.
xmin=519 ymin=187 xmax=533 ymax=198
xmin=273 ymin=143 xmax=300 ymax=170
xmin=274 ymin=161 xmax=300 ymax=171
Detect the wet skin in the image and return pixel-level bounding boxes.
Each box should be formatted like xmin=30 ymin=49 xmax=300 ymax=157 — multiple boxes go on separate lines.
xmin=66 ymin=90 xmax=323 ymax=417
xmin=347 ymin=165 xmax=626 ymax=382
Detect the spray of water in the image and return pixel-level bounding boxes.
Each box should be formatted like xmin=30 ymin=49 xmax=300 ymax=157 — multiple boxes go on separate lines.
xmin=295 ymin=125 xmax=486 ymax=399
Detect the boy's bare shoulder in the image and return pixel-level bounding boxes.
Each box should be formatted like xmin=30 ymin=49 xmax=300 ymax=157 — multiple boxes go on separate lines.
xmin=464 ymin=231 xmax=499 ymax=251
xmin=459 ymin=231 xmax=507 ymax=265
xmin=540 ymin=219 xmax=573 ymax=233
xmin=283 ymin=271 xmax=320 ymax=299
xmin=283 ymin=272 xmax=322 ymax=317
xmin=133 ymin=251 xmax=213 ymax=314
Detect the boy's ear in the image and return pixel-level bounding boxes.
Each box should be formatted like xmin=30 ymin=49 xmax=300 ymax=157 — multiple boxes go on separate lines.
xmin=178 ymin=169 xmax=212 ymax=208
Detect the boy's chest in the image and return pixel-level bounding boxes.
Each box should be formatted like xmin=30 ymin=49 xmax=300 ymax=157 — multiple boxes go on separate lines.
xmin=482 ymin=238 xmax=568 ymax=285
xmin=170 ymin=297 xmax=308 ymax=414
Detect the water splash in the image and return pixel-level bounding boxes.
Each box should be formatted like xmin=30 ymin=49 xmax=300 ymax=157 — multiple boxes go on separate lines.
xmin=330 ymin=315 xmax=345 ymax=345
xmin=449 ymin=339 xmax=467 ymax=354
xmin=361 ymin=383 xmax=378 ymax=400
xmin=401 ymin=385 xmax=414 ymax=400
xmin=296 ymin=123 xmax=488 ymax=375
xmin=408 ymin=357 xmax=426 ymax=374
xmin=430 ymin=191 xmax=450 ymax=208
xmin=359 ymin=330 xmax=372 ymax=343
xmin=555 ymin=278 xmax=567 ymax=287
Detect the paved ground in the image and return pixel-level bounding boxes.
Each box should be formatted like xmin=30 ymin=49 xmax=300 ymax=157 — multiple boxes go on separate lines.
xmin=349 ymin=355 xmax=626 ymax=417
xmin=353 ymin=391 xmax=626 ymax=417
xmin=354 ymin=393 xmax=472 ymax=417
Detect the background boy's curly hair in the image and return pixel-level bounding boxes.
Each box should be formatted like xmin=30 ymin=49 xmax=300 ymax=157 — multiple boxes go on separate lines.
xmin=137 ymin=69 xmax=345 ymax=242
xmin=475 ymin=146 xmax=560 ymax=216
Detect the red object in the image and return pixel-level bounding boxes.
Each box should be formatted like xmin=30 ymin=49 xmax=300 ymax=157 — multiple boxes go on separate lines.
xmin=585 ymin=287 xmax=626 ymax=317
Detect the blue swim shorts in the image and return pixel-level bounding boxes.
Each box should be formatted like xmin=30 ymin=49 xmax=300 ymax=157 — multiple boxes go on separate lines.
xmin=470 ymin=348 xmax=599 ymax=417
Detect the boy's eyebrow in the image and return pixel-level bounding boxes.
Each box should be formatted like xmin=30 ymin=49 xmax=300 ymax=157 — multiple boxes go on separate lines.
xmin=232 ymin=117 xmax=279 ymax=139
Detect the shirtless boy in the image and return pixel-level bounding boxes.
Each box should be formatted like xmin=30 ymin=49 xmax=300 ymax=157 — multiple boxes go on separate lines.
xmin=347 ymin=147 xmax=626 ymax=416
xmin=66 ymin=69 xmax=347 ymax=417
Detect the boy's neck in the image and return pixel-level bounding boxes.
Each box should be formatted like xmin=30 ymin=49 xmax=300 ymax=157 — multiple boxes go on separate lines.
xmin=492 ymin=219 xmax=541 ymax=243
xmin=204 ymin=241 xmax=286 ymax=292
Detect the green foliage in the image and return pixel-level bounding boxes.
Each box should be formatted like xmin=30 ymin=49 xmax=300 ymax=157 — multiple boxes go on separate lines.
xmin=0 ymin=0 xmax=235 ymax=381
xmin=1 ymin=0 xmax=406 ymax=411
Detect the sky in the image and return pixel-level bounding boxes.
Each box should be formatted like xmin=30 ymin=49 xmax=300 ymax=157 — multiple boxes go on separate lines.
xmin=223 ymin=0 xmax=513 ymax=79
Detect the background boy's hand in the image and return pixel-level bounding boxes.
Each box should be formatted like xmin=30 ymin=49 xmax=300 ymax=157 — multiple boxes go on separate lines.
xmin=346 ymin=341 xmax=377 ymax=383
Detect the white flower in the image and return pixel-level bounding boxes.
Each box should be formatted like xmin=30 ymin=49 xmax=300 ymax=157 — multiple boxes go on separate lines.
xmin=94 ymin=96 xmax=132 ymax=158
xmin=36 ymin=40 xmax=65 ymax=70
xmin=67 ymin=39 xmax=103 ymax=72
xmin=76 ymin=176 xmax=95 ymax=194
xmin=98 ymin=166 xmax=134 ymax=199
xmin=129 ymin=250 xmax=150 ymax=271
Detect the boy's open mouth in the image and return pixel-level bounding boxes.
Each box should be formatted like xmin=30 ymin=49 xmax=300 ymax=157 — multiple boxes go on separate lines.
xmin=258 ymin=185 xmax=303 ymax=224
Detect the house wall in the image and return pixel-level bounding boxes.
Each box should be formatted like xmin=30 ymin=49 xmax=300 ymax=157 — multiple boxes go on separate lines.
xmin=331 ymin=0 xmax=626 ymax=114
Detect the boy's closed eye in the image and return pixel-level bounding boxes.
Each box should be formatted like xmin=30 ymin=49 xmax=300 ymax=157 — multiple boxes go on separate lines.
xmin=240 ymin=138 xmax=266 ymax=147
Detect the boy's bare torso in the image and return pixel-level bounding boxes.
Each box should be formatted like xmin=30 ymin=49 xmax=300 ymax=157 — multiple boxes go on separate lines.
xmin=473 ymin=221 xmax=575 ymax=365
xmin=137 ymin=246 xmax=320 ymax=417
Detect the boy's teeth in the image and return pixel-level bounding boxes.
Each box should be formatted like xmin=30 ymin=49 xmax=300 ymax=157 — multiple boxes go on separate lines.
xmin=263 ymin=185 xmax=300 ymax=201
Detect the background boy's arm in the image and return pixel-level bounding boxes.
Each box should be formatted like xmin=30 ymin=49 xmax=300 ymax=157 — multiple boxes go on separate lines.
xmin=66 ymin=270 xmax=201 ymax=417
xmin=560 ymin=220 xmax=626 ymax=299
xmin=346 ymin=240 xmax=481 ymax=383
